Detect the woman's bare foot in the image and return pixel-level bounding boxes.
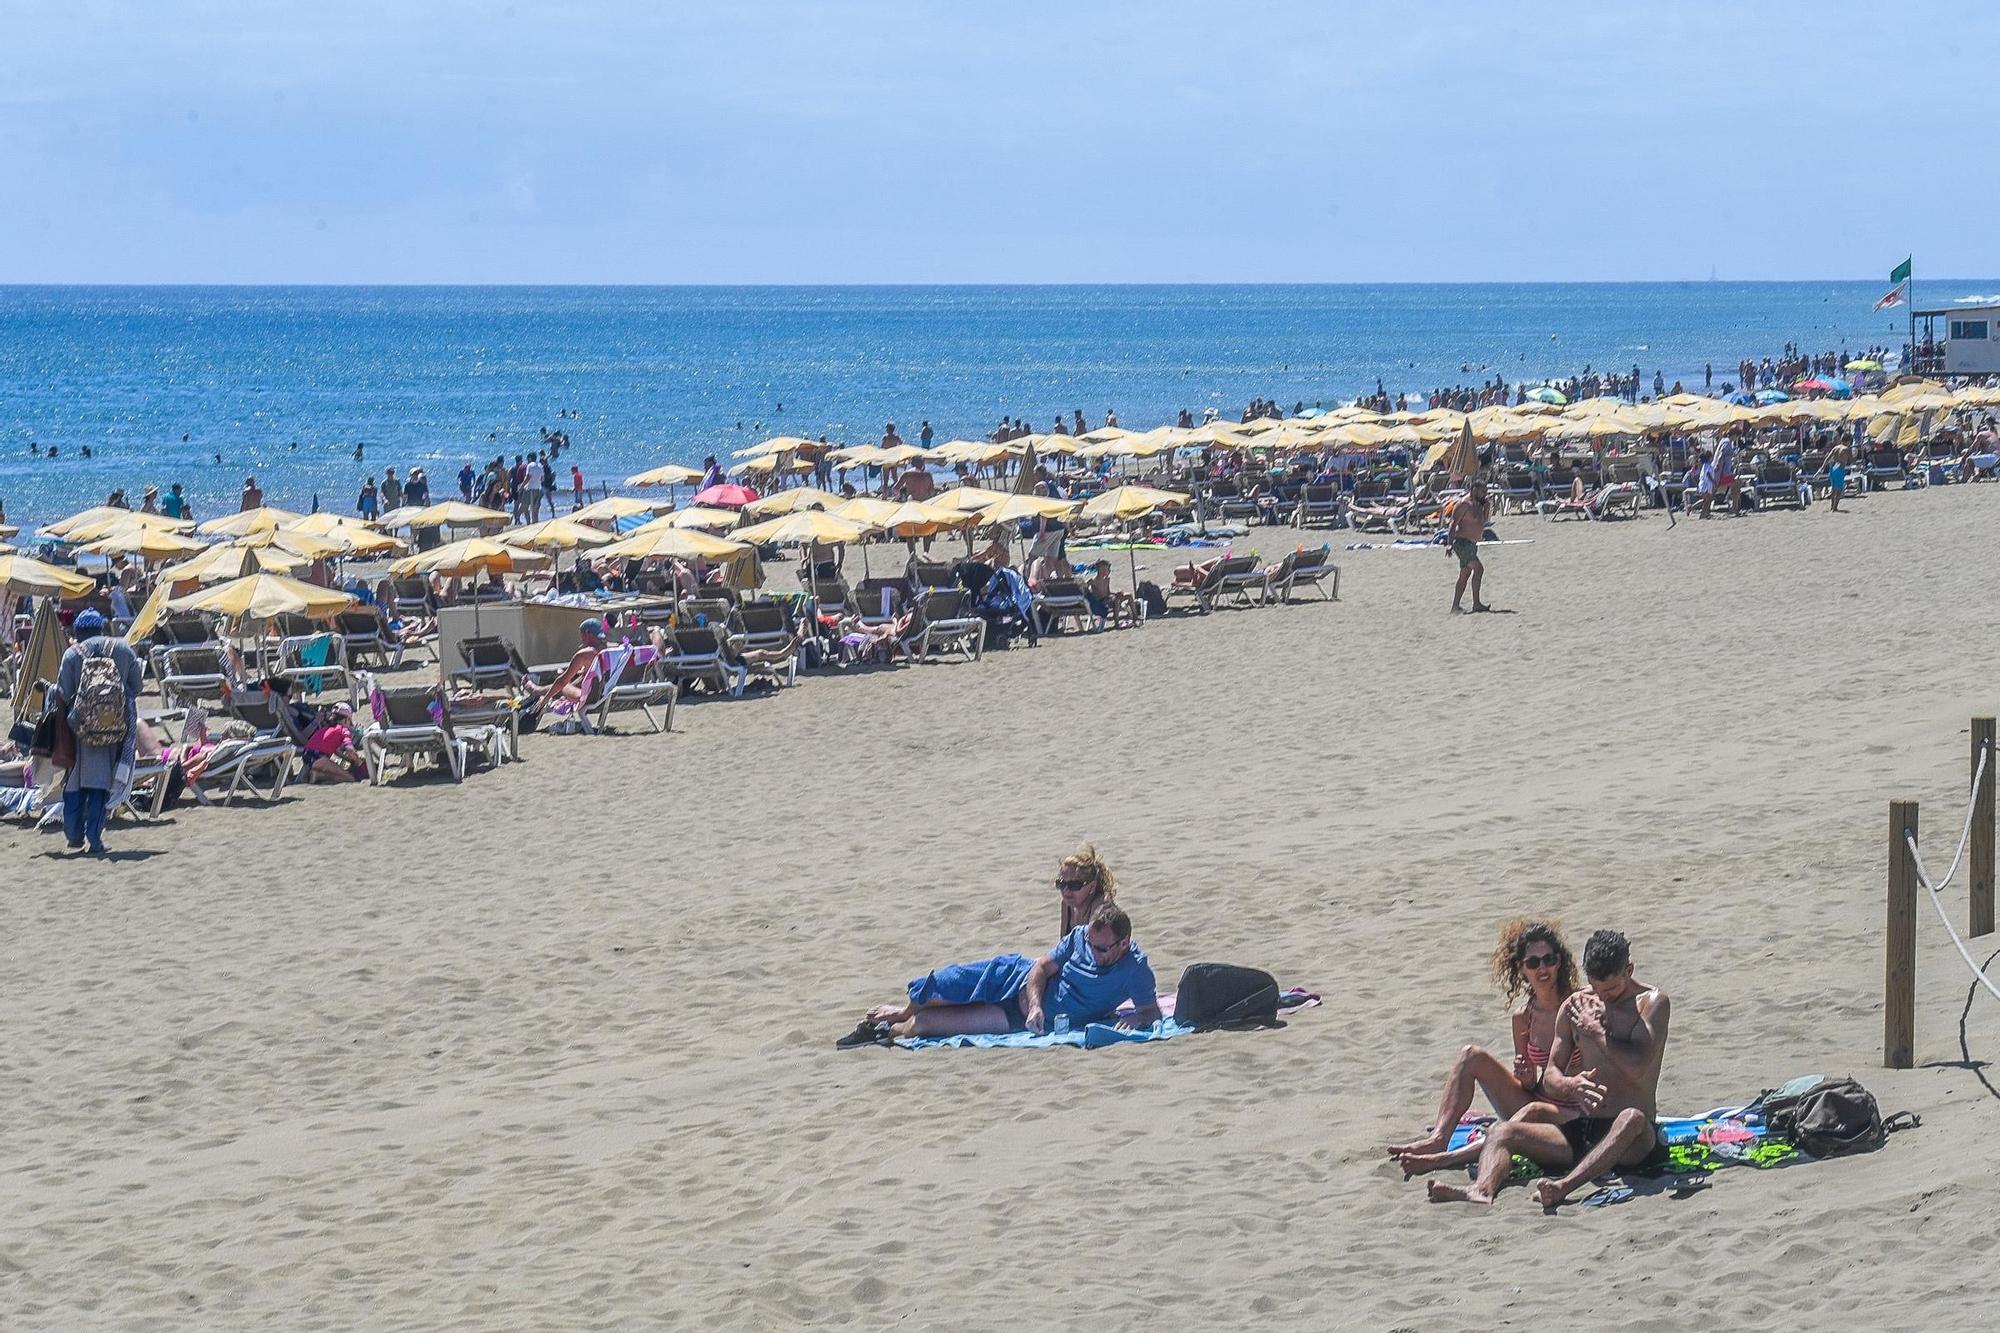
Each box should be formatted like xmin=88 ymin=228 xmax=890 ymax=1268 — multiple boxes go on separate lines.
xmin=1384 ymin=1133 xmax=1446 ymax=1160
xmin=865 ymin=1004 xmax=911 ymax=1025
xmin=1426 ymin=1180 xmax=1491 ymax=1205
xmin=1530 ymin=1177 xmax=1571 ymax=1208
xmin=1398 ymin=1151 xmax=1454 ymax=1178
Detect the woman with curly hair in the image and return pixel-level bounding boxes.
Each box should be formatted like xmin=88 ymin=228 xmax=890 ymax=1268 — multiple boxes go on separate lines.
xmin=1385 ymin=919 xmax=1582 ymax=1169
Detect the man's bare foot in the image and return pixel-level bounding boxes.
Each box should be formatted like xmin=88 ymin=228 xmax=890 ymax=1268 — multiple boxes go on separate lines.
xmin=1530 ymin=1177 xmax=1571 ymax=1208
xmin=1426 ymin=1180 xmax=1491 ymax=1205
xmin=865 ymin=1004 xmax=909 ymax=1024
xmin=1450 ymin=604 xmax=1465 ymax=614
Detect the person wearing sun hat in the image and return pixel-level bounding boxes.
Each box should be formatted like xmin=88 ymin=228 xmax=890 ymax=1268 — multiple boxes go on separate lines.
xmin=49 ymin=607 xmax=145 ymax=854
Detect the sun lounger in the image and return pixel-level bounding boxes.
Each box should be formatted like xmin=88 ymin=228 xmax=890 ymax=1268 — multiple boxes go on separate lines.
xmin=1494 ymin=468 xmax=1539 ymax=515
xmin=189 ymin=736 xmax=299 ymax=806
xmin=1754 ymin=460 xmax=1807 ymax=510
xmin=1294 ymin=483 xmax=1342 ymax=528
xmin=1169 ymin=554 xmax=1263 ymax=613
xmin=1261 ymin=547 xmax=1340 ymax=603
xmin=388 ymin=577 xmax=436 ymax=619
xmin=1033 ymin=576 xmax=1095 ymax=635
xmin=335 ymin=609 xmax=401 ymax=670
xmin=1862 ymin=445 xmax=1908 ymax=490
xmin=274 ymin=630 xmax=353 ymax=704
xmin=899 ymin=588 xmax=985 ymax=662
xmin=658 ymin=624 xmax=748 ymax=697
xmin=158 ymin=645 xmax=233 ymax=710
xmin=908 ymin=560 xmax=957 ymax=597
xmin=362 ymin=682 xmax=466 ymax=784
xmin=585 ymin=643 xmax=678 ymax=733
xmin=449 ymin=634 xmax=531 ymax=693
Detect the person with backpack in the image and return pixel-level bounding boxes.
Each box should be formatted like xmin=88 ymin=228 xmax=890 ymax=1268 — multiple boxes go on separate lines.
xmin=49 ymin=608 xmax=144 ymax=855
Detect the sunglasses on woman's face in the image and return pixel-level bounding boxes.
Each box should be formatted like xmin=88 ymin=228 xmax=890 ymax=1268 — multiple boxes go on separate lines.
xmin=1056 ymin=877 xmax=1092 ymax=891
xmin=1522 ymin=953 xmax=1559 ymax=970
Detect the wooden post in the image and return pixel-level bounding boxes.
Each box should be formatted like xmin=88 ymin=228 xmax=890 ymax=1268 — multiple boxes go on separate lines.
xmin=1886 ymin=799 xmax=1919 ymax=1070
xmin=1973 ymin=718 xmax=1996 ymax=939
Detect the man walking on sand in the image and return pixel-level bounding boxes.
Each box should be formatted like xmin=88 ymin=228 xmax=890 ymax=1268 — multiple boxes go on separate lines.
xmin=1445 ymin=477 xmax=1490 ymax=613
xmin=1426 ymin=930 xmax=1671 ymax=1206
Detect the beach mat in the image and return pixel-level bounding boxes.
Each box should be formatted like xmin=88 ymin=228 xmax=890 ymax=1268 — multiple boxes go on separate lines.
xmin=894 ymin=986 xmax=1319 ymax=1051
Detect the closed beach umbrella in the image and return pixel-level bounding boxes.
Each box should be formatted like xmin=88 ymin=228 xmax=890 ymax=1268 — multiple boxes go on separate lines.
xmin=10 ymin=599 xmax=65 ymax=728
xmin=596 ymin=526 xmax=750 ymax=563
xmin=742 ymin=486 xmax=841 ymax=518
xmin=0 ymin=553 xmax=96 ymax=598
xmin=196 ymin=506 xmax=306 ymax=538
xmin=1437 ymin=420 xmax=1482 ymax=478
xmin=167 ymin=573 xmax=354 ymax=622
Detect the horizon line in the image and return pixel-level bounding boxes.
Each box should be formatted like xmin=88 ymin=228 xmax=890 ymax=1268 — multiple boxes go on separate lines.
xmin=0 ymin=277 xmax=1992 ymax=291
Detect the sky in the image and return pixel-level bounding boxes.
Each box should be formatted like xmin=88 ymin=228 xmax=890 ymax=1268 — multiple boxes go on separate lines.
xmin=3 ymin=1 xmax=1995 ymax=284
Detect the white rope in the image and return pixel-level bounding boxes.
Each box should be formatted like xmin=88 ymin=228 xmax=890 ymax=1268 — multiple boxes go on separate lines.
xmin=1902 ymin=742 xmax=2000 ymax=1004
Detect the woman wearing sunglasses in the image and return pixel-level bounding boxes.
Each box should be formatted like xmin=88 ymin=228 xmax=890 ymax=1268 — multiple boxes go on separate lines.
xmin=837 ymin=845 xmax=1123 ymax=1047
xmin=1386 ymin=919 xmax=1582 ymax=1172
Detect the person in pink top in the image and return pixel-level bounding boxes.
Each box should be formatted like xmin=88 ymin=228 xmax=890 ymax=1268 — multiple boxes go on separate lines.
xmin=303 ymin=702 xmax=366 ymax=783
xmin=1385 ymin=919 xmax=1583 ymax=1174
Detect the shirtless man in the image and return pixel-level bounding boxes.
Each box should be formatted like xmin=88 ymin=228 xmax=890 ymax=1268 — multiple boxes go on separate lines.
xmin=1427 ymin=929 xmax=1670 ymax=1206
xmin=1446 ymin=477 xmax=1490 ymax=613
xmin=533 ymin=619 xmax=606 ymax=709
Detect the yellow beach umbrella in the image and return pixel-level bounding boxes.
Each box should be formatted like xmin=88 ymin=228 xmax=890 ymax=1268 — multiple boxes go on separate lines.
xmin=630 ymin=506 xmax=743 ymax=535
xmin=500 ymin=517 xmax=616 ymax=553
xmin=167 ymin=573 xmax=354 ymax=622
xmin=0 ymin=553 xmax=96 ymax=597
xmin=935 ymin=485 xmax=1018 ymax=513
xmin=56 ymin=510 xmax=197 ymax=543
xmin=196 ymin=505 xmax=306 ymax=538
xmin=1080 ymin=485 xmax=1192 ymax=521
xmin=732 ymin=435 xmax=816 ymax=460
xmin=830 ymin=445 xmax=887 ymax=467
xmin=405 ymin=500 xmax=511 ymax=530
xmin=595 ymin=526 xmax=750 ymax=563
xmin=159 ymin=543 xmax=307 ymax=586
xmin=568 ymin=495 xmax=662 ymax=526
xmin=78 ymin=526 xmax=209 ymax=562
xmin=972 ymin=494 xmax=1080 ymax=527
xmin=1076 ymin=425 xmax=1137 ymax=446
xmin=830 ymin=496 xmax=904 ymax=527
xmin=373 ymin=504 xmax=431 ymax=532
xmin=734 ymin=509 xmax=872 ymax=547
xmin=0 ymin=539 xmax=13 ymax=554
xmin=742 ymin=486 xmax=842 ymax=518
xmin=931 ymin=439 xmax=1012 ymax=465
xmin=875 ymin=499 xmax=980 ymax=539
xmin=1547 ymin=413 xmax=1640 ymax=442
xmin=285 ymin=512 xmax=403 ymax=554
xmin=236 ymin=528 xmax=348 ymax=563
xmin=389 ymin=537 xmax=549 ymax=579
xmin=122 ymin=584 xmax=169 ymax=646
xmin=626 ymin=463 xmax=706 ymax=487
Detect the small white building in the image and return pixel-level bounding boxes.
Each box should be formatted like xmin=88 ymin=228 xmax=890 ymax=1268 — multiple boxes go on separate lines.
xmin=1915 ymin=304 xmax=2000 ymax=376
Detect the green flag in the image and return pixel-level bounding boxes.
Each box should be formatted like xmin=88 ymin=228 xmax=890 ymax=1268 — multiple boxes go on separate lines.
xmin=1890 ymin=256 xmax=1911 ymax=284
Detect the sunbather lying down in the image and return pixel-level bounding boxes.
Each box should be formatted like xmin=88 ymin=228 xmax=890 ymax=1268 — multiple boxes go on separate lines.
xmin=839 ymin=902 xmax=1162 ymax=1048
xmin=1171 ymin=556 xmax=1224 ymax=590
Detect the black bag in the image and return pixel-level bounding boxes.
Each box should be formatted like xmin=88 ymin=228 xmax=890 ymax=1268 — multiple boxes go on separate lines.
xmin=1175 ymin=963 xmax=1281 ymax=1029
xmin=1135 ymin=580 xmax=1168 ymax=620
xmin=1759 ymin=1077 xmax=1916 ymax=1157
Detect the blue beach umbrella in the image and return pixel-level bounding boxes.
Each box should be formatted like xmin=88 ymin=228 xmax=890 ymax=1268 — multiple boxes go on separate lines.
xmin=1753 ymin=388 xmax=1789 ymax=404
xmin=1723 ymin=391 xmax=1754 ymax=405
xmin=1526 ymin=386 xmax=1567 ymax=405
xmin=1824 ymin=377 xmax=1853 ymax=397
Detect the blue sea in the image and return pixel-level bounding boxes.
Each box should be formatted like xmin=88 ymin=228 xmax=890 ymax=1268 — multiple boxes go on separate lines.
xmin=2 ymin=282 xmax=1991 ymax=532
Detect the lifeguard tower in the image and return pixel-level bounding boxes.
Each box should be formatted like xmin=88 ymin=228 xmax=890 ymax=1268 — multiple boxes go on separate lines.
xmin=1911 ymin=303 xmax=2000 ymax=378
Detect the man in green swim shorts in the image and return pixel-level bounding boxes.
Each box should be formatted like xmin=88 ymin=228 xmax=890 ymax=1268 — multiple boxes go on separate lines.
xmin=1446 ymin=477 xmax=1490 ymax=613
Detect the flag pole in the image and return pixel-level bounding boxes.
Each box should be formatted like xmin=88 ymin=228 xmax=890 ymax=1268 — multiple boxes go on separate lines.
xmin=1908 ymin=257 xmax=1916 ymax=374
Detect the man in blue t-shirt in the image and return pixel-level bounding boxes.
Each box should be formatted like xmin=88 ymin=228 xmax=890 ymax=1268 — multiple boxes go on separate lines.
xmin=842 ymin=902 xmax=1162 ymax=1046
xmin=1016 ymin=903 xmax=1160 ymax=1034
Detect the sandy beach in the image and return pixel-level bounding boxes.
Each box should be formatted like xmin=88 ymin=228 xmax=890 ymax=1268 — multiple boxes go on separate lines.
xmin=7 ymin=487 xmax=2000 ymax=1330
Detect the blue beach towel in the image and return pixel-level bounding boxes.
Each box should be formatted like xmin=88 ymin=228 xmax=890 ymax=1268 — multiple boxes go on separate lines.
xmin=897 ymin=1019 xmax=1194 ymax=1051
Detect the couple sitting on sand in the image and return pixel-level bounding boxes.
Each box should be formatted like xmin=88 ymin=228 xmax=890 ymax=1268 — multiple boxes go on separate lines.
xmin=1387 ymin=920 xmax=1671 ymax=1206
xmin=837 ymin=845 xmax=1163 ymax=1048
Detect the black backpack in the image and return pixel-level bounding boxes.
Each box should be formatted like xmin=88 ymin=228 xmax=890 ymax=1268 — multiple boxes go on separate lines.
xmin=1135 ymin=580 xmax=1168 ymax=620
xmin=1758 ymin=1077 xmax=1917 ymax=1157
xmin=1175 ymin=963 xmax=1280 ymax=1029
